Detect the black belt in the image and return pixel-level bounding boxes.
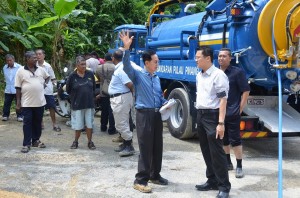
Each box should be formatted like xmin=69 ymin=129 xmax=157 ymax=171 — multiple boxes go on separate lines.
xmin=137 ymin=108 xmax=160 ymax=112
xmin=197 ymin=109 xmax=219 ymax=113
xmin=110 ymin=91 xmax=130 ymax=98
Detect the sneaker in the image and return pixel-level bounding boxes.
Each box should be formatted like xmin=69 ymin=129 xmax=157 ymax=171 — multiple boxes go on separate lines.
xmin=88 ymin=141 xmax=96 ymax=150
xmin=133 ymin=183 xmax=152 ymax=193
xmin=235 ymin=167 xmax=244 ymax=178
xmin=119 ymin=144 xmax=135 ymax=157
xmin=149 ymin=176 xmax=168 ymax=185
xmin=21 ymin=146 xmax=30 ymax=153
xmin=17 ymin=117 xmax=23 ymax=122
xmin=112 ymin=134 xmax=123 ymax=143
xmin=2 ymin=117 xmax=8 ymax=121
xmin=114 ymin=143 xmax=126 ymax=152
xmin=227 ymin=163 xmax=234 ymax=171
xmin=70 ymin=141 xmax=78 ymax=149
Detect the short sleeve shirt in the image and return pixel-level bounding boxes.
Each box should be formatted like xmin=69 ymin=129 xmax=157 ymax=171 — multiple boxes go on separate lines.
xmin=224 ymin=66 xmax=250 ymax=116
xmin=15 ymin=66 xmax=50 ymax=107
xmin=108 ymin=62 xmax=131 ymax=95
xmin=66 ymin=70 xmax=95 ymax=110
xmin=37 ymin=61 xmax=56 ymax=95
xmin=196 ymin=65 xmax=229 ymax=109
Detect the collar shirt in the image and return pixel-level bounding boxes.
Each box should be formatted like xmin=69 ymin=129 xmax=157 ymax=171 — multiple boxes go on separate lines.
xmin=14 ymin=66 xmax=50 ymax=107
xmin=3 ymin=63 xmax=22 ymax=94
xmin=123 ymin=50 xmax=167 ymax=109
xmin=37 ymin=61 xmax=56 ymax=95
xmin=196 ymin=65 xmax=229 ymax=109
xmin=224 ymin=66 xmax=250 ymax=116
xmin=66 ymin=70 xmax=95 ymax=110
xmin=108 ymin=62 xmax=132 ymax=95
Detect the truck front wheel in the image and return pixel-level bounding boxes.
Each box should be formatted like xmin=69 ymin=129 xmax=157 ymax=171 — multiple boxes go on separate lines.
xmin=167 ymin=88 xmax=193 ymax=139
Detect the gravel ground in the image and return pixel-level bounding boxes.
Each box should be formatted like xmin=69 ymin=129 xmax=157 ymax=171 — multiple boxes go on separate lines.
xmin=0 ymin=113 xmax=300 ymax=198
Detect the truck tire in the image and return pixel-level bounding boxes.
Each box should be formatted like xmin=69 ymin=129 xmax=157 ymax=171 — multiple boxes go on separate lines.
xmin=167 ymin=88 xmax=193 ymax=139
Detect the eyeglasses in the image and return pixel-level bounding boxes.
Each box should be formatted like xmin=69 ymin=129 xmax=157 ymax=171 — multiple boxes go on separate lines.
xmin=194 ymin=56 xmax=202 ymax=61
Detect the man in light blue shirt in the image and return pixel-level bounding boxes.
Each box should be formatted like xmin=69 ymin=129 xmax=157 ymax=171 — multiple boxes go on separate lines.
xmin=120 ymin=31 xmax=168 ymax=193
xmin=2 ymin=54 xmax=23 ymax=121
xmin=108 ymin=49 xmax=135 ymax=157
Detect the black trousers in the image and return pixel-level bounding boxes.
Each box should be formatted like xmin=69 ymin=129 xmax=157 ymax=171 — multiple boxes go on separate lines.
xmin=22 ymin=107 xmax=44 ymax=146
xmin=135 ymin=109 xmax=163 ymax=185
xmin=197 ymin=110 xmax=231 ymax=192
xmin=100 ymin=97 xmax=115 ymax=132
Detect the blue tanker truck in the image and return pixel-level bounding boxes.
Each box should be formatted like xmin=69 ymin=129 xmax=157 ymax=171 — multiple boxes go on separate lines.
xmin=109 ymin=0 xmax=300 ymax=139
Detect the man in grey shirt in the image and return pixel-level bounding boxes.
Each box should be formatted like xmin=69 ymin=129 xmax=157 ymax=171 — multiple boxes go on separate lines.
xmin=95 ymin=52 xmax=116 ymax=135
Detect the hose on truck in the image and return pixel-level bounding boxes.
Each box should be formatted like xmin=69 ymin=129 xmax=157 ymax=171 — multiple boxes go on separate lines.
xmin=272 ymin=19 xmax=283 ymax=198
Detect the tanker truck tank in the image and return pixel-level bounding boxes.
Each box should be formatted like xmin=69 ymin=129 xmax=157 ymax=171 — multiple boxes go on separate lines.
xmin=110 ymin=0 xmax=300 ymax=139
xmin=147 ymin=0 xmax=300 ymax=92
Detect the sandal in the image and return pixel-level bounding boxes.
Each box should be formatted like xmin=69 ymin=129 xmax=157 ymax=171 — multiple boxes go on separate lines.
xmin=32 ymin=140 xmax=46 ymax=148
xmin=53 ymin=126 xmax=61 ymax=132
xmin=21 ymin=146 xmax=30 ymax=153
xmin=70 ymin=141 xmax=78 ymax=149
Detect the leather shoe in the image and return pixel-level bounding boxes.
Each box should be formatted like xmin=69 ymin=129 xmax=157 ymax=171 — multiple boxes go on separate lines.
xmin=149 ymin=176 xmax=168 ymax=185
xmin=235 ymin=167 xmax=244 ymax=178
xmin=216 ymin=191 xmax=229 ymax=198
xmin=195 ymin=182 xmax=218 ymax=191
xmin=227 ymin=163 xmax=234 ymax=171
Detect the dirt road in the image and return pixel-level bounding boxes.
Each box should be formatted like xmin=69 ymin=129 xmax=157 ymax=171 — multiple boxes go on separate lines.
xmin=0 ymin=114 xmax=300 ymax=198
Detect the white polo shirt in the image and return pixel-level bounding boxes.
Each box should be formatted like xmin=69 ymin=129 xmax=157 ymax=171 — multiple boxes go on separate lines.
xmin=15 ymin=66 xmax=50 ymax=107
xmin=196 ymin=65 xmax=229 ymax=109
xmin=37 ymin=61 xmax=55 ymax=95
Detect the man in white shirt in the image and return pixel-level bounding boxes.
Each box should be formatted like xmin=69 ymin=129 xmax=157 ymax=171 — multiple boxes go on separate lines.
xmin=195 ymin=46 xmax=231 ymax=198
xmin=36 ymin=49 xmax=61 ymax=132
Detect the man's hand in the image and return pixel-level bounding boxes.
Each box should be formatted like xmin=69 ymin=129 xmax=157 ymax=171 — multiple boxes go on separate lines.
xmin=16 ymin=102 xmax=21 ymax=114
xmin=119 ymin=30 xmax=134 ymax=50
xmin=216 ymin=124 xmax=225 ymax=139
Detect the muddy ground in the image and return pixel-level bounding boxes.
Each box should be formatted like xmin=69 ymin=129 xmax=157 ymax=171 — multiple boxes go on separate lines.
xmin=0 ymin=113 xmax=300 ymax=198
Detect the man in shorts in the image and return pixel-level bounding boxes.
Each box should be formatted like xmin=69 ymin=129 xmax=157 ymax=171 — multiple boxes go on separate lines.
xmin=36 ymin=49 xmax=61 ymax=132
xmin=66 ymin=55 xmax=96 ymax=150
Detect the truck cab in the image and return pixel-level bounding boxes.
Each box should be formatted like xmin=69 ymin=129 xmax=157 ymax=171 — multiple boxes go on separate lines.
xmin=109 ymin=24 xmax=147 ymax=66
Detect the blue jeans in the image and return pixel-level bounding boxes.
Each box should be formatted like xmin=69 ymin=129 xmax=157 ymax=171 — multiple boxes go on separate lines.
xmin=22 ymin=107 xmax=44 ymax=146
xmin=2 ymin=93 xmax=22 ymax=118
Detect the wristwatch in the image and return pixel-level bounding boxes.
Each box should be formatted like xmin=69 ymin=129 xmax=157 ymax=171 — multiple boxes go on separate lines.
xmin=218 ymin=122 xmax=224 ymax=125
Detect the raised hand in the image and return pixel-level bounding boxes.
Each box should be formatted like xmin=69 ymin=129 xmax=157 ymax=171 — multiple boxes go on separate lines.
xmin=119 ymin=30 xmax=134 ymax=50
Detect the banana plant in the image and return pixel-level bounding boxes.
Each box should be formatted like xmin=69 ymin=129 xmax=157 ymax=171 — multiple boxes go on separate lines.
xmin=28 ymin=0 xmax=91 ymax=72
xmin=0 ymin=0 xmax=47 ymax=62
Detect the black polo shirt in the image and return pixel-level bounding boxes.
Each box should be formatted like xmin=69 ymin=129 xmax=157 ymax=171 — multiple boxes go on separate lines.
xmin=224 ymin=66 xmax=250 ymax=116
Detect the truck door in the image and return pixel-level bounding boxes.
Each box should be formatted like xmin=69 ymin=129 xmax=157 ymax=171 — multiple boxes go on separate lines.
xmin=130 ymin=31 xmax=146 ymax=66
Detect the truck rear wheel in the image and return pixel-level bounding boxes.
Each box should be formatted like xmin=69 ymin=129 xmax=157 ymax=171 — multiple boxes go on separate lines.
xmin=167 ymin=88 xmax=193 ymax=139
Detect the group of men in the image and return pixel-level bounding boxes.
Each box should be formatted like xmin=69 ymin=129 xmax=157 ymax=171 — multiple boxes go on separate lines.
xmin=2 ymin=50 xmax=60 ymax=153
xmin=118 ymin=31 xmax=250 ymax=198
xmin=1 ymin=31 xmax=249 ymax=197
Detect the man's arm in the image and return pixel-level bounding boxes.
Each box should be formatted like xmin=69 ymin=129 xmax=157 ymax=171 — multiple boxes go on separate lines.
xmin=119 ymin=31 xmax=135 ymax=81
xmin=125 ymin=82 xmax=134 ymax=93
xmin=240 ymin=91 xmax=250 ymax=114
xmin=16 ymin=88 xmax=22 ymax=113
xmin=216 ymin=97 xmax=227 ymax=139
